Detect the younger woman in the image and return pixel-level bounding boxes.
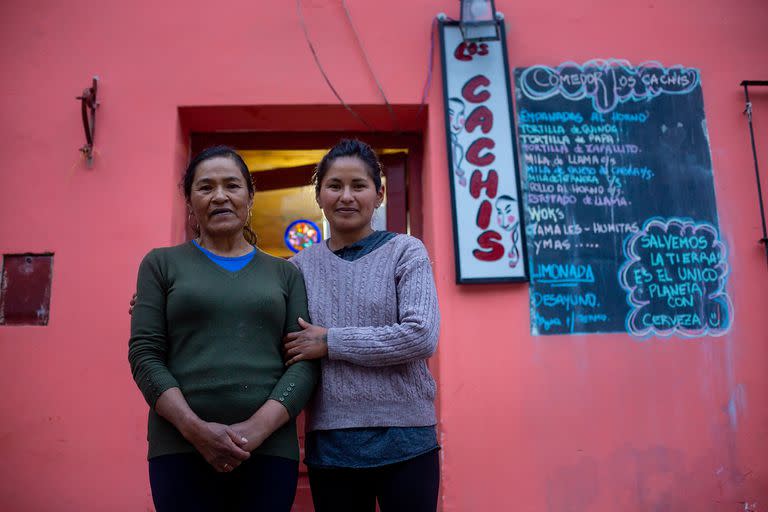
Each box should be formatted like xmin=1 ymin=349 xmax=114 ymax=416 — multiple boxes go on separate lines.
xmin=284 ymin=139 xmax=441 ymax=512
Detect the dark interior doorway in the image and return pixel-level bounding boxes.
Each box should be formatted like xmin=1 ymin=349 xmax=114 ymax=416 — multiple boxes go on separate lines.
xmin=191 ymin=132 xmax=424 ymax=258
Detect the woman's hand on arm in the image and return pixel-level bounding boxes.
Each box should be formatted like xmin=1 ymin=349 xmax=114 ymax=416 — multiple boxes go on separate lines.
xmin=230 ymin=399 xmax=290 ymax=452
xmin=155 ymin=388 xmax=250 ymax=472
xmin=283 ymin=317 xmax=328 ymax=365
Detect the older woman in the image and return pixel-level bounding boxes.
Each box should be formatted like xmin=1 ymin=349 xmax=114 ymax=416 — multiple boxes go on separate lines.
xmin=284 ymin=139 xmax=441 ymax=512
xmin=128 ymin=146 xmax=318 ymax=512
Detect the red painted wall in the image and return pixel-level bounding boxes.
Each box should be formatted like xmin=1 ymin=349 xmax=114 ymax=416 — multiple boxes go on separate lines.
xmin=1 ymin=0 xmax=766 ymax=510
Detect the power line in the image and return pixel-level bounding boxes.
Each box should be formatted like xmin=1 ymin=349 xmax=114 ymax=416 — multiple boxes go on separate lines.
xmin=341 ymin=0 xmax=400 ymax=132
xmin=416 ymin=16 xmax=439 ymax=120
xmin=296 ymin=0 xmax=374 ymax=131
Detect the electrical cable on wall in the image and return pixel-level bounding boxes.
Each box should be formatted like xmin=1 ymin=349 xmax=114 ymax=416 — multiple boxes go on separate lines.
xmin=417 ymin=14 xmax=457 ymax=119
xmin=296 ymin=0 xmax=374 ymax=131
xmin=416 ymin=16 xmax=440 ymax=119
xmin=340 ymin=0 xmax=400 ymax=132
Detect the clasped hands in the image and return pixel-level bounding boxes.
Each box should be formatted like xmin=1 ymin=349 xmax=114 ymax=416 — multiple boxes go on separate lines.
xmin=181 ymin=418 xmax=253 ymax=474
xmin=173 ymin=317 xmax=327 ymax=474
xmin=174 ymin=401 xmax=281 ymax=475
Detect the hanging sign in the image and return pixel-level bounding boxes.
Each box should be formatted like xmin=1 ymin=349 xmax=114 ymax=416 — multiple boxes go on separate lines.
xmin=439 ymin=19 xmax=528 ymax=283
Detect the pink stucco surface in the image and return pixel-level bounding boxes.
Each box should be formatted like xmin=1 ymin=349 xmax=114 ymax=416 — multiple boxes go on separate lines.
xmin=1 ymin=0 xmax=767 ymax=510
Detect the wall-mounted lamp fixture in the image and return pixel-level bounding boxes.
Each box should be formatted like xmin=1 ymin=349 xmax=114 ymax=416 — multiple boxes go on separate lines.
xmin=459 ymin=0 xmax=500 ymax=42
xmin=76 ymin=76 xmax=99 ymax=167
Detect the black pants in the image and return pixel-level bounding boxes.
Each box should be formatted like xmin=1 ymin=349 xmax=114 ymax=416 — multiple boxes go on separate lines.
xmin=149 ymin=452 xmax=298 ymax=512
xmin=308 ymin=448 xmax=440 ymax=512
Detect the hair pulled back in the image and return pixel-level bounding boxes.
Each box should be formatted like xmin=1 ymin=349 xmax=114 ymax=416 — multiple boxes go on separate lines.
xmin=312 ymin=139 xmax=383 ymax=196
xmin=182 ymin=145 xmax=257 ymax=245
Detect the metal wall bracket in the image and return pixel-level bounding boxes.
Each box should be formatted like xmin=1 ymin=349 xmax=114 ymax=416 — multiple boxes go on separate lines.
xmin=76 ymin=76 xmax=99 ymax=167
xmin=740 ymin=80 xmax=768 ymax=267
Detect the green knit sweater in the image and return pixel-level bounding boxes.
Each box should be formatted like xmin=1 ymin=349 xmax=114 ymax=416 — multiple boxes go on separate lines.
xmin=129 ymin=242 xmax=319 ymax=460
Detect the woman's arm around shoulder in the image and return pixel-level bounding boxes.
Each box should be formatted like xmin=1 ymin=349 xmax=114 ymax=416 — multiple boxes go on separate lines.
xmin=128 ymin=248 xmax=180 ymax=407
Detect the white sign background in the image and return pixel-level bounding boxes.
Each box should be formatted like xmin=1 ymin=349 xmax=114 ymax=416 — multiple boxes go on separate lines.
xmin=439 ymin=21 xmax=528 ymax=283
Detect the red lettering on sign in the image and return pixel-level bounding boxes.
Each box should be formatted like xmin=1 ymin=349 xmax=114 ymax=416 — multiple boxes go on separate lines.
xmin=466 ymin=138 xmax=496 ymax=167
xmin=454 ymin=42 xmax=472 ymax=61
xmin=476 ymin=200 xmax=492 ymax=229
xmin=462 ymin=75 xmax=491 ymax=103
xmin=469 ymin=169 xmax=498 ymax=199
xmin=465 ymin=106 xmax=493 ymax=134
xmin=453 ymin=42 xmax=489 ymax=62
xmin=473 ymin=231 xmax=505 ymax=261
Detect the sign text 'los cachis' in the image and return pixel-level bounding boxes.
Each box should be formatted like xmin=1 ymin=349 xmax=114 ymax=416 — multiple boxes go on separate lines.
xmin=439 ymin=21 xmax=527 ymax=283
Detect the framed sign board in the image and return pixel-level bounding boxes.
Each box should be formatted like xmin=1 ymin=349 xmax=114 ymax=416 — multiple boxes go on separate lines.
xmin=439 ymin=20 xmax=528 ymax=283
xmin=514 ymin=59 xmax=732 ymax=336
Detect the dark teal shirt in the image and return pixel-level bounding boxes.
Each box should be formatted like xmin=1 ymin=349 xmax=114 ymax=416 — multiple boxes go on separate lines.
xmin=129 ymin=242 xmax=319 ymax=460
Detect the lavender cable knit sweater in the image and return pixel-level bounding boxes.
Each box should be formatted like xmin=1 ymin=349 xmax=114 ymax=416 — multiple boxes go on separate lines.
xmin=290 ymin=234 xmax=440 ymax=432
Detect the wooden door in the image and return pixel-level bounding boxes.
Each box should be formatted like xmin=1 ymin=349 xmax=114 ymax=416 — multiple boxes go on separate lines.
xmin=381 ymin=151 xmax=408 ymax=234
xmin=292 ymin=413 xmax=313 ymax=511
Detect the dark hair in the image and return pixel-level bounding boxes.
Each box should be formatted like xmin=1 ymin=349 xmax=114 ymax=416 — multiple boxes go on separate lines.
xmin=312 ymin=139 xmax=383 ymax=196
xmin=182 ymin=145 xmax=257 ymax=245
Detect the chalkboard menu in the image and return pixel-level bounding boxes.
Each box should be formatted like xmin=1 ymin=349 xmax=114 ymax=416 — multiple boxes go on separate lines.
xmin=514 ymin=60 xmax=733 ymax=337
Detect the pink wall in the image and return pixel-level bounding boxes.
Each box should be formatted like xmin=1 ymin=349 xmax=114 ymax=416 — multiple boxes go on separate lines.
xmin=1 ymin=0 xmax=767 ymax=510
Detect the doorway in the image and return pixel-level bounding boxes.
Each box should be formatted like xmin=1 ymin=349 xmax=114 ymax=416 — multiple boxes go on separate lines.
xmin=191 ymin=132 xmax=424 ymax=254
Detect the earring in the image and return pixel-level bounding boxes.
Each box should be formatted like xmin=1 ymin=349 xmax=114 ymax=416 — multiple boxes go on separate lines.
xmin=188 ymin=211 xmax=200 ymax=235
